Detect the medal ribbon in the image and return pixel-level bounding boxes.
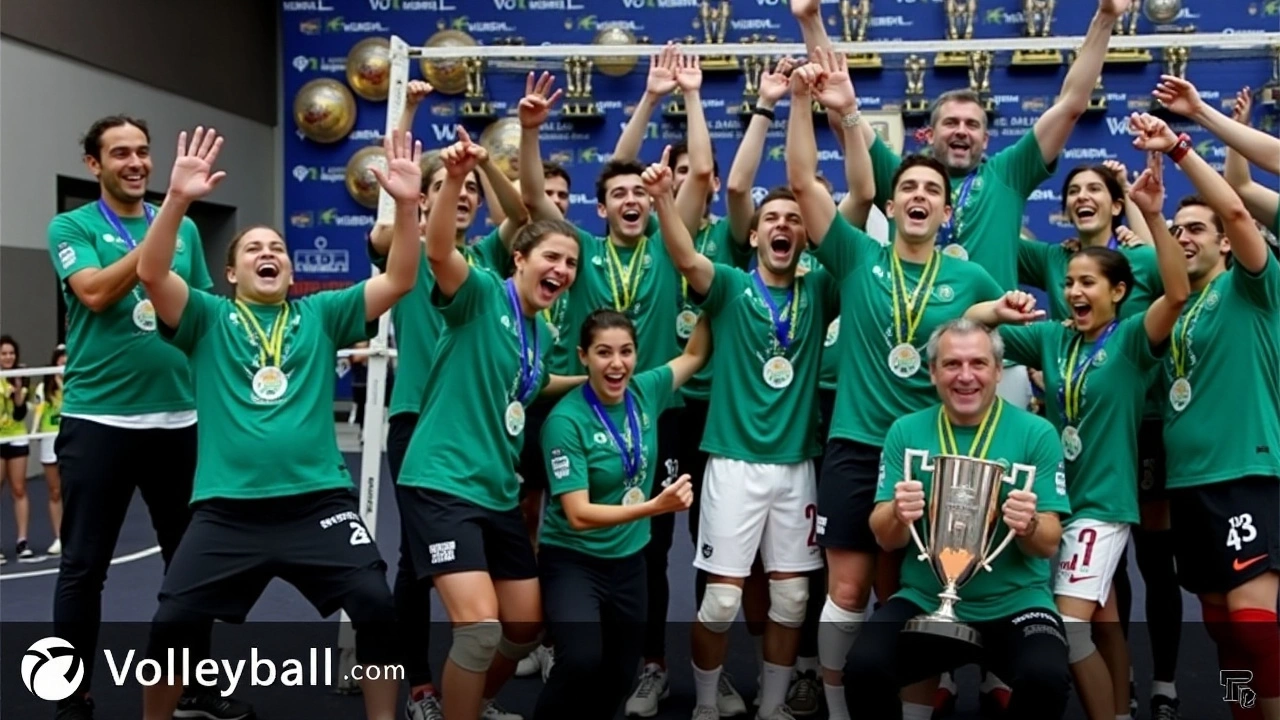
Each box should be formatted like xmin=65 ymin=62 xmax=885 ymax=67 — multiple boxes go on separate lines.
xmin=234 ymin=300 xmax=290 ymax=368
xmin=937 ymin=398 xmax=1004 ymax=460
xmin=1171 ymin=280 xmax=1215 ymax=379
xmin=506 ymin=278 xmax=542 ymax=403
xmin=98 ymin=200 xmax=157 ymax=250
xmin=938 ymin=173 xmax=976 ymax=248
xmin=752 ymin=270 xmax=800 ymax=352
xmin=890 ymin=250 xmax=941 ymax=346
xmin=605 ymin=237 xmax=648 ymax=312
xmin=1058 ymin=320 xmax=1118 ymax=424
xmin=583 ymin=383 xmax=644 ymax=485
xmin=1106 ymin=236 xmax=1118 ymax=251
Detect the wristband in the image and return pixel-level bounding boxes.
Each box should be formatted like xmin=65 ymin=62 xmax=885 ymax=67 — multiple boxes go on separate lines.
xmin=1167 ymin=132 xmax=1192 ymax=163
xmin=752 ymin=105 xmax=775 ymax=121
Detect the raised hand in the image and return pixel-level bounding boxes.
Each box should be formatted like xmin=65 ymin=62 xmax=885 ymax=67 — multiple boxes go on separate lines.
xmin=440 ymin=126 xmax=484 ymax=178
xmin=994 ymin=290 xmax=1045 ymax=324
xmin=646 ymin=44 xmax=680 ymax=97
xmin=1002 ymin=489 xmax=1039 ymax=536
xmin=1128 ymin=151 xmax=1166 ymax=216
xmin=369 ymin=130 xmax=424 ymax=203
xmin=169 ymin=127 xmax=226 ymax=201
xmin=675 ymin=49 xmax=702 ymax=92
xmin=654 ymin=474 xmax=694 ymax=513
xmin=894 ymin=480 xmax=925 ymax=525
xmin=641 ymin=145 xmax=675 ymax=198
xmin=1098 ymin=0 xmax=1131 ymax=17
xmin=790 ymin=62 xmax=823 ymax=97
xmin=406 ymin=80 xmax=434 ymax=106
xmin=1101 ymin=159 xmax=1132 ymax=192
xmin=1116 ymin=225 xmax=1146 ymax=248
xmin=758 ymin=57 xmax=796 ymax=105
xmin=1151 ymin=74 xmax=1206 ymax=119
xmin=1232 ymin=86 xmax=1253 ymax=125
xmin=517 ymin=71 xmax=564 ymax=129
xmin=1128 ymin=112 xmax=1178 ymax=154
xmin=811 ymin=47 xmax=857 ymax=114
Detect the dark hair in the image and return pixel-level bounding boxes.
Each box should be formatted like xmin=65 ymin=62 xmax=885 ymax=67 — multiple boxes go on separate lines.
xmin=226 ymin=224 xmax=283 ymax=267
xmin=578 ymin=309 xmax=636 ymax=354
xmin=749 ymin=186 xmax=798 ymax=231
xmin=44 ymin=344 xmax=67 ymax=395
xmin=1069 ymin=247 xmax=1135 ymax=310
xmin=667 ymin=141 xmax=721 ymax=177
xmin=0 ymin=335 xmax=18 ymax=368
xmin=543 ymin=161 xmax=571 ymax=188
xmin=421 ymin=154 xmax=482 ymax=196
xmin=890 ymin=154 xmax=953 ymax=202
xmin=1176 ymin=195 xmax=1224 ymax=234
xmin=1061 ymin=165 xmax=1124 ymax=233
xmin=814 ymin=174 xmax=835 ymax=195
xmin=595 ymin=159 xmax=648 ymax=205
xmin=81 ymin=115 xmax=150 ymax=161
xmin=929 ymin=89 xmax=988 ymax=131
xmin=512 ymin=217 xmax=579 ymax=258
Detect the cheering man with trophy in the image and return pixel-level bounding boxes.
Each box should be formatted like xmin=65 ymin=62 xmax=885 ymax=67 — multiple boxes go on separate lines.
xmin=845 ymin=317 xmax=1073 ymax=720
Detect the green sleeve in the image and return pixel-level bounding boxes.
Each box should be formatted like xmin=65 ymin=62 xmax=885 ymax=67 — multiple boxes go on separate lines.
xmin=47 ymin=213 xmax=103 ymax=281
xmin=869 ymin=135 xmax=904 ymax=213
xmin=644 ymin=213 xmax=659 ymax=238
xmin=635 ymin=365 xmax=676 ymax=416
xmin=432 ymin=265 xmax=500 ymax=327
xmin=998 ymin=323 xmax=1047 ymax=370
xmin=816 ymin=269 xmax=840 ymax=327
xmin=542 ymin=412 xmax=590 ymax=497
xmin=972 ymin=265 xmax=1006 ymax=303
xmin=1027 ymin=418 xmax=1070 ymax=516
xmin=1117 ymin=312 xmax=1164 ymax=372
xmin=1016 ymin=240 xmax=1056 ymax=292
xmin=307 ymin=281 xmax=377 ymax=347
xmin=987 ymin=130 xmax=1058 ymax=198
xmin=1230 ymin=251 xmax=1280 ymax=312
xmin=813 ymin=212 xmax=879 ymax=282
xmin=694 ymin=263 xmax=748 ymax=319
xmin=182 ymin=218 xmax=214 ymax=291
xmin=1128 ymin=246 xmax=1164 ymax=297
xmin=471 ymin=228 xmax=512 ymax=275
xmin=158 ymin=287 xmax=218 ymax=354
xmin=875 ymin=419 xmax=910 ymax=504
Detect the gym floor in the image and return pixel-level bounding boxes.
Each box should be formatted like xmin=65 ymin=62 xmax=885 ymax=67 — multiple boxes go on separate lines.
xmin=0 ymin=425 xmax=1235 ymax=719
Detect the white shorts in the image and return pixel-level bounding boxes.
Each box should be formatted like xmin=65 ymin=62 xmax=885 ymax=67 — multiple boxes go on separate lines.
xmin=1053 ymin=518 xmax=1130 ymax=604
xmin=694 ymin=456 xmax=823 ymax=577
xmin=40 ymin=438 xmax=56 ymax=465
xmin=997 ymin=363 xmax=1032 ymax=410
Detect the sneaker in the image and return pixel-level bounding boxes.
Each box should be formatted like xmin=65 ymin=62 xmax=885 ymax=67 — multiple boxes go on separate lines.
xmin=1 ymin=551 xmax=6 ymax=565
xmin=405 ymin=692 xmax=443 ymax=720
xmin=1129 ymin=681 xmax=1138 ymax=719
xmin=15 ymin=539 xmax=37 ymax=563
xmin=785 ymin=669 xmax=820 ymax=717
xmin=173 ymin=692 xmax=254 ymax=720
xmin=718 ymin=673 xmax=747 ymax=717
xmin=480 ymin=699 xmax=522 ymax=720
xmin=978 ymin=687 xmax=1011 ymax=718
xmin=47 ymin=538 xmax=62 ymax=556
xmin=625 ymin=663 xmax=670 ymax=717
xmin=1151 ymin=694 xmax=1181 ymax=720
xmin=515 ymin=644 xmax=554 ymax=683
xmin=755 ymin=705 xmax=796 ymax=720
xmin=691 ymin=706 xmax=719 ymax=720
xmin=54 ymin=697 xmax=94 ymax=720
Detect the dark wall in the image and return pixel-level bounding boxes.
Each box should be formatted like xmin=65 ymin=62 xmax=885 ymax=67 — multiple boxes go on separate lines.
xmin=0 ymin=0 xmax=278 ymax=125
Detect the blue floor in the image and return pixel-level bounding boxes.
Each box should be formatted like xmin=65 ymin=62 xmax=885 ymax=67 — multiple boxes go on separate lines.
xmin=0 ymin=450 xmax=1235 ymax=719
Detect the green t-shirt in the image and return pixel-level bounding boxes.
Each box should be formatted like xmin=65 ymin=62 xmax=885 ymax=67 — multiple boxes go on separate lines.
xmin=870 ymin=132 xmax=1057 ymax=291
xmin=369 ymin=230 xmax=508 ymax=418
xmin=1162 ymin=259 xmax=1280 ymax=489
xmin=48 ymin=202 xmax=213 ymax=415
xmin=539 ymin=366 xmax=677 ymax=558
xmin=160 ymin=284 xmax=375 ymax=502
xmin=814 ymin=214 xmax=1004 ymax=447
xmin=696 ymin=264 xmax=838 ymax=463
xmin=1017 ymin=241 xmax=1163 ymax=322
xmin=398 ymin=267 xmax=555 ymax=511
xmin=1000 ymin=315 xmax=1163 ymax=524
xmin=679 ymin=218 xmax=738 ymax=402
xmin=1272 ymin=196 xmax=1280 ymax=239
xmin=878 ymin=401 xmax=1071 ymax=622
xmin=820 ymin=316 xmax=841 ymax=392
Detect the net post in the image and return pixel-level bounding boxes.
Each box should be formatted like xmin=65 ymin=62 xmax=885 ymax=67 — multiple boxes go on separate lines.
xmin=335 ymin=33 xmax=410 ymax=694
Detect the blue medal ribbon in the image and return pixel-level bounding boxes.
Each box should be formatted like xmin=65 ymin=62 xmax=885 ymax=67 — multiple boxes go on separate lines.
xmin=583 ymin=383 xmax=644 ymax=485
xmin=1058 ymin=320 xmax=1118 ymax=425
xmin=505 ymin=279 xmax=542 ymax=403
xmin=1106 ymin=236 xmax=1119 ymax=250
xmin=98 ymin=200 xmax=156 ymax=250
xmin=939 ymin=173 xmax=976 ymax=248
xmin=751 ymin=269 xmax=798 ymax=351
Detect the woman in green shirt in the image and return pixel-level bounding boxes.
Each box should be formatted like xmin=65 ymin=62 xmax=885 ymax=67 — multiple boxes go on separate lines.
xmin=533 ymin=309 xmax=706 ymax=720
xmin=968 ymin=148 xmax=1189 ymax=720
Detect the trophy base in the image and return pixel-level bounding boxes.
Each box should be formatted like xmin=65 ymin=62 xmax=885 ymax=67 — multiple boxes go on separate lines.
xmin=846 ymin=53 xmax=883 ymax=70
xmin=460 ymin=101 xmax=496 ymax=120
xmin=1086 ymin=95 xmax=1107 ymax=112
xmin=561 ymin=102 xmax=604 ymax=120
xmin=1105 ymin=49 xmax=1153 ymax=64
xmin=904 ymin=99 xmax=931 ymax=118
xmin=1260 ymin=86 xmax=1278 ymax=107
xmin=701 ymin=56 xmax=740 ymax=72
xmin=1012 ymin=49 xmax=1064 ymax=66
xmin=738 ymin=99 xmax=760 ymax=119
xmin=811 ymin=99 xmax=829 ymax=115
xmin=903 ymin=614 xmax=984 ymax=647
xmin=663 ymin=101 xmax=688 ymax=120
xmin=935 ymin=52 xmax=971 ymax=68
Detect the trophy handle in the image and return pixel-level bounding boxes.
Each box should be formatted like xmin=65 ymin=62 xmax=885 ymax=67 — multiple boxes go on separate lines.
xmin=982 ymin=463 xmax=1037 ymax=571
xmin=904 ymin=449 xmax=933 ymax=561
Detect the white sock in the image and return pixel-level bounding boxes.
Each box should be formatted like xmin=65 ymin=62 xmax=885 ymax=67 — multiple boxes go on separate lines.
xmin=824 ymin=682 xmax=850 ymax=720
xmin=693 ymin=663 xmax=721 ymax=709
xmin=817 ymin=597 xmax=867 ymax=672
xmin=796 ymin=655 xmax=819 ymax=675
xmin=758 ymin=661 xmax=793 ymax=715
xmin=1151 ymin=680 xmax=1177 ymax=699
xmin=979 ymin=671 xmax=1009 ymax=693
xmin=938 ymin=671 xmax=957 ymax=693
xmin=903 ymin=701 xmax=934 ymax=720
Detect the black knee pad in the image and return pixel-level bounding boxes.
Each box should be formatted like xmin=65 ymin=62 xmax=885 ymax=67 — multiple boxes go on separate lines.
xmin=147 ymin=602 xmax=213 ymax=663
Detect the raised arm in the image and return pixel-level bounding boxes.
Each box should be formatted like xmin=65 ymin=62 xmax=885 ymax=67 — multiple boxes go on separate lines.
xmin=646 ymin=147 xmax=714 ymax=295
xmin=1126 ymin=152 xmax=1189 ymax=344
xmin=1102 ymin=159 xmax=1152 ymax=242
xmin=477 ymin=151 xmax=530 ymax=251
xmin=518 ymin=72 xmax=567 ymax=221
xmin=559 ymin=474 xmax=693 ymax=531
xmin=672 ymin=51 xmax=713 ymax=237
xmin=726 ymin=58 xmax=795 ymax=244
xmin=613 ymin=45 xmax=679 ymax=162
xmin=137 ymin=128 xmax=226 ymax=328
xmin=1222 ymin=88 xmax=1279 ymax=230
xmin=370 ymin=80 xmax=433 ymax=256
xmin=1132 ymin=112 xmax=1270 ymax=274
xmin=786 ymin=65 xmax=835 ymax=244
xmin=1032 ymin=0 xmax=1127 ymax=164
xmin=962 ymin=290 xmax=1044 ymax=327
xmin=362 ymin=131 xmax=425 ymax=321
xmin=667 ymin=313 xmax=711 ymax=389
xmin=427 ymin=128 xmax=484 ymax=299
xmin=1154 ymin=76 xmax=1280 ymax=176
xmin=837 ymin=101 xmax=876 ymax=228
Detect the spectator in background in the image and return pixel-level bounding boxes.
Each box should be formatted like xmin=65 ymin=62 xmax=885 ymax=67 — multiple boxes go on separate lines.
xmin=34 ymin=344 xmax=68 ymax=557
xmin=0 ymin=334 xmax=33 ymax=563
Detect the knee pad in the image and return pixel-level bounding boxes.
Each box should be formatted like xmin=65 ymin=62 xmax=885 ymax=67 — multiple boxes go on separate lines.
xmin=697 ymin=583 xmax=743 ymax=633
xmin=1062 ymin=616 xmax=1096 ymax=665
xmin=147 ymin=603 xmax=214 ymax=663
xmin=449 ymin=620 xmax=502 ymax=673
xmin=818 ymin=596 xmax=866 ymax=671
xmin=497 ymin=631 xmax=544 ymax=662
xmin=767 ymin=577 xmax=810 ymax=629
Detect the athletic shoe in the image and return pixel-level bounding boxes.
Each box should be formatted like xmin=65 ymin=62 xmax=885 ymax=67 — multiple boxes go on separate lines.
xmin=47 ymin=538 xmax=61 ymax=556
xmin=1151 ymin=694 xmax=1181 ymax=720
xmin=15 ymin=539 xmax=37 ymax=563
xmin=173 ymin=692 xmax=254 ymax=719
xmin=625 ymin=663 xmax=670 ymax=717
xmin=516 ymin=644 xmax=552 ymax=678
xmin=1129 ymin=681 xmax=1138 ymax=720
xmin=785 ymin=669 xmax=821 ymax=716
xmin=755 ymin=705 xmax=796 ymax=720
xmin=718 ymin=673 xmax=747 ymax=716
xmin=54 ymin=697 xmax=94 ymax=720
xmin=405 ymin=692 xmax=444 ymax=720
xmin=1 ymin=551 xmax=6 ymax=565
xmin=691 ymin=706 xmax=719 ymax=720
xmin=480 ymin=699 xmax=522 ymax=720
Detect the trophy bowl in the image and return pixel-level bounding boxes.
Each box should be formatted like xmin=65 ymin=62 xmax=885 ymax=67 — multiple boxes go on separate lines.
xmin=900 ymin=450 xmax=1037 ymax=647
xmin=479 ymin=117 xmax=522 ymax=181
xmin=345 ymin=145 xmax=388 ymax=210
xmin=1144 ymin=0 xmax=1183 ymax=24
xmin=345 ymin=37 xmax=392 ymax=101
xmin=420 ymin=29 xmax=478 ymax=95
xmin=293 ymin=78 xmax=357 ymax=144
xmin=593 ymin=28 xmax=639 ymax=77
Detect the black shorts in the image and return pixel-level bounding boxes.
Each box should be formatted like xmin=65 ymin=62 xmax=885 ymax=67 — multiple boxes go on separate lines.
xmin=816 ymin=438 xmax=882 ymax=552
xmin=397 ymin=486 xmax=538 ymax=581
xmin=1169 ymin=476 xmax=1280 ymax=596
xmin=519 ymin=399 xmax=553 ymax=496
xmin=816 ymin=389 xmax=837 ymax=483
xmin=0 ymin=442 xmax=30 ymax=460
xmin=386 ymin=412 xmax=418 ymax=482
xmin=156 ymin=489 xmax=388 ymax=622
xmin=1137 ymin=418 xmax=1168 ymax=502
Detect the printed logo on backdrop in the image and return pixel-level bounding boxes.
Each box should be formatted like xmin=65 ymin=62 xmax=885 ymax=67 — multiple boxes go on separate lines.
xmin=293 ymin=165 xmax=345 ymax=183
xmin=366 ymin=0 xmax=458 ymax=11
xmin=293 ymin=237 xmax=350 ymax=276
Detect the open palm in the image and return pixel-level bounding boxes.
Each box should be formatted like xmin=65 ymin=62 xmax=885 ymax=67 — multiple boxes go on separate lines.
xmin=812 ymin=48 xmax=856 ymax=113
xmin=371 ymin=130 xmax=423 ymax=202
xmin=169 ymin=127 xmax=226 ymax=201
xmin=1152 ymin=75 xmax=1203 ymax=118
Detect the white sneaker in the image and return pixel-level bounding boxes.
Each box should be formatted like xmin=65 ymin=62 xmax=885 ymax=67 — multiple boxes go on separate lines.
xmin=405 ymin=693 xmax=443 ymax=720
xmin=718 ymin=673 xmax=747 ymax=716
xmin=691 ymin=706 xmax=720 ymax=720
xmin=755 ymin=705 xmax=796 ymax=720
xmin=480 ymin=699 xmax=523 ymax=720
xmin=625 ymin=663 xmax=670 ymax=717
xmin=46 ymin=538 xmax=61 ymax=556
xmin=516 ymin=644 xmax=553 ymax=681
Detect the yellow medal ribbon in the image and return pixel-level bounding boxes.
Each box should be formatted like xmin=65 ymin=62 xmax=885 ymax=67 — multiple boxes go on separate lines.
xmin=1170 ymin=280 xmax=1215 ymax=379
xmin=891 ymin=250 xmax=942 ymax=346
xmin=605 ymin=236 xmax=648 ymax=312
xmin=234 ymin=300 xmax=290 ymax=368
xmin=937 ymin=398 xmax=1004 ymax=460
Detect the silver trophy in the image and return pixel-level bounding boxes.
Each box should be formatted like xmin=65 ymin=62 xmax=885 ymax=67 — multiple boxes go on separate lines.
xmin=902 ymin=450 xmax=1037 ymax=646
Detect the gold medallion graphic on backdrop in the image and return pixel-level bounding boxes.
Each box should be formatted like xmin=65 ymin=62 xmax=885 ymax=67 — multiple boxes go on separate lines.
xmin=888 ymin=343 xmax=922 ymax=378
xmin=252 ymin=366 xmax=288 ymax=402
xmin=763 ymin=356 xmax=794 ymax=389
xmin=505 ymin=400 xmax=526 ymax=436
xmin=133 ymin=300 xmax=157 ymax=332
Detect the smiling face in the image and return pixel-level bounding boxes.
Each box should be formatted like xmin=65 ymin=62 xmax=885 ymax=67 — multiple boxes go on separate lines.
xmin=1172 ymin=202 xmax=1228 ymax=283
xmin=227 ymin=227 xmax=292 ymax=304
xmin=579 ymin=326 xmax=637 ymax=404
xmin=750 ymin=197 xmax=806 ymax=276
xmin=1065 ymin=169 xmax=1122 ymax=237
xmin=930 ymin=99 xmax=989 ymax=175
xmin=930 ymin=328 xmax=1002 ymax=424
xmin=886 ymin=165 xmax=952 ymax=245
xmin=0 ymin=342 xmax=15 ymax=370
xmin=86 ymin=123 xmax=151 ymax=206
xmin=1065 ymin=253 xmax=1125 ymax=336
xmin=514 ymin=231 xmax=579 ymax=311
xmin=597 ymin=174 xmax=651 ymax=241
xmin=423 ymin=166 xmax=482 ymax=234
xmin=545 ymin=174 xmax=571 ymax=217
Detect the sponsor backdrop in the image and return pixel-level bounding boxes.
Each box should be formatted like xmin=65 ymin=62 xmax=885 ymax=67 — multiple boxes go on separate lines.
xmin=281 ymin=0 xmax=1279 ymax=395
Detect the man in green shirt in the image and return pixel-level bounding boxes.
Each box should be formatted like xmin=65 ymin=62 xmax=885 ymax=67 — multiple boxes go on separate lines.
xmin=846 ymin=317 xmax=1071 ymax=719
xmin=44 ymin=115 xmax=250 ymax=720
